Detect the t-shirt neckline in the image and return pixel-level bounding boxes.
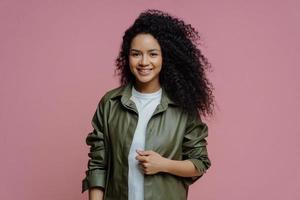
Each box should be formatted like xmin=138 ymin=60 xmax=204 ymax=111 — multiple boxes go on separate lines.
xmin=131 ymin=85 xmax=162 ymax=99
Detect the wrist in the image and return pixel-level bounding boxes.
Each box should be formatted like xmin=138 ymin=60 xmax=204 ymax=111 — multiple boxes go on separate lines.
xmin=161 ymin=158 xmax=172 ymax=173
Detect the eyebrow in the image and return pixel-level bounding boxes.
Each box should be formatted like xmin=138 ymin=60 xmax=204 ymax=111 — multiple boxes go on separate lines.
xmin=130 ymin=49 xmax=161 ymax=52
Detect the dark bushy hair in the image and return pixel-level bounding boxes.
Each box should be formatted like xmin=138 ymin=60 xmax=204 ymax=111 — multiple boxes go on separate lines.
xmin=115 ymin=9 xmax=215 ymax=118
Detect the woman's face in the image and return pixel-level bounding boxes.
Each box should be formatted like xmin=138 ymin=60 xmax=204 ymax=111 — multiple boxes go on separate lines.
xmin=129 ymin=33 xmax=162 ymax=91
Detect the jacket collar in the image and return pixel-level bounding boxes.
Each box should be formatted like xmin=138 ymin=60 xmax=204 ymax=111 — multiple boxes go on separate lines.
xmin=110 ymin=82 xmax=178 ymax=114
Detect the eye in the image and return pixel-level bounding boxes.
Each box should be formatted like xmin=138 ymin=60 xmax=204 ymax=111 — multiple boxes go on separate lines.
xmin=150 ymin=53 xmax=158 ymax=57
xmin=130 ymin=52 xmax=140 ymax=57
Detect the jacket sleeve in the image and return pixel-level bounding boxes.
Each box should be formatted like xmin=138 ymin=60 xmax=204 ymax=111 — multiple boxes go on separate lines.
xmin=82 ymin=97 xmax=108 ymax=193
xmin=181 ymin=112 xmax=211 ymax=186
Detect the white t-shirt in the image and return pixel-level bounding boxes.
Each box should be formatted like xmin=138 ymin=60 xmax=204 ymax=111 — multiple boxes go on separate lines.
xmin=128 ymin=85 xmax=162 ymax=200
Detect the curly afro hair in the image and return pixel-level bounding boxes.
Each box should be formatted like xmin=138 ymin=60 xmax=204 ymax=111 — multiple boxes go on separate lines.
xmin=115 ymin=9 xmax=215 ymax=118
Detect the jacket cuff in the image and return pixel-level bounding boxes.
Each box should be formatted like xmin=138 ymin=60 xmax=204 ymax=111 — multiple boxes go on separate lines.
xmin=188 ymin=158 xmax=208 ymax=174
xmin=82 ymin=170 xmax=106 ymax=193
xmin=181 ymin=159 xmax=208 ymax=186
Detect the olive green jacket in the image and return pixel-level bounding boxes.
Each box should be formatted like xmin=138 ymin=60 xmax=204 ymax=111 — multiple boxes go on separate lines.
xmin=82 ymin=82 xmax=211 ymax=200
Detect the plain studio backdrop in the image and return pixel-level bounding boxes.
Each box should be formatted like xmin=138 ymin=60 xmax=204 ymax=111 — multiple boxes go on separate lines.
xmin=0 ymin=0 xmax=299 ymax=199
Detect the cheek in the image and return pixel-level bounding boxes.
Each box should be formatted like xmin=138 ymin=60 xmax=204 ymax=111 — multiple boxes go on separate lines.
xmin=129 ymin=57 xmax=139 ymax=67
xmin=153 ymin=57 xmax=163 ymax=69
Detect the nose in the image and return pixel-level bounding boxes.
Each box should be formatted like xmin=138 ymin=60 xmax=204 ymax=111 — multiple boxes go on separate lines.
xmin=139 ymin=54 xmax=150 ymax=66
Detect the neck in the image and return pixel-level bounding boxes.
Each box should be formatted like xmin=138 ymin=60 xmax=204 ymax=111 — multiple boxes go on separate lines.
xmin=133 ymin=82 xmax=161 ymax=93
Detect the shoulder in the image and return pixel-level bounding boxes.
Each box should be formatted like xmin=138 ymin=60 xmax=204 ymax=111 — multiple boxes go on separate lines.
xmin=98 ymin=85 xmax=126 ymax=105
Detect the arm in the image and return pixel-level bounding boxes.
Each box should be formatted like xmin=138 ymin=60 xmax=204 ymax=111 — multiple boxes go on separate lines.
xmin=136 ymin=112 xmax=211 ymax=183
xmin=163 ymin=159 xmax=203 ymax=177
xmin=180 ymin=112 xmax=211 ymax=184
xmin=82 ymin=96 xmax=108 ymax=196
xmin=136 ymin=150 xmax=203 ymax=177
xmin=89 ymin=188 xmax=104 ymax=200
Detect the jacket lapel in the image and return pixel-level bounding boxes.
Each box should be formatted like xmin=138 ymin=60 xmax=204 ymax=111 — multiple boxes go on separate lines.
xmin=117 ymin=82 xmax=178 ymax=115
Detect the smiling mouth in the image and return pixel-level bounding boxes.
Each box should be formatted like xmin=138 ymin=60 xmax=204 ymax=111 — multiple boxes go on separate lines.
xmin=137 ymin=68 xmax=152 ymax=76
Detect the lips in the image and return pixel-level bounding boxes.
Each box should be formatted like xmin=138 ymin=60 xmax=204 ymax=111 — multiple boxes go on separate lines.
xmin=137 ymin=68 xmax=152 ymax=76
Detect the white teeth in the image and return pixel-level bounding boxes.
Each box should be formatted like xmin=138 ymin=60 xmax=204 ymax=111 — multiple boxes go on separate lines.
xmin=138 ymin=68 xmax=152 ymax=75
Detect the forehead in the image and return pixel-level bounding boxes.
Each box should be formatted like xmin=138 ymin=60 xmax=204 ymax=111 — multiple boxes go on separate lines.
xmin=130 ymin=33 xmax=161 ymax=50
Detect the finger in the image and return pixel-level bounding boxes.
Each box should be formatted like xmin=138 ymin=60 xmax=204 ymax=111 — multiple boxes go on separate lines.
xmin=136 ymin=149 xmax=152 ymax=156
xmin=138 ymin=163 xmax=145 ymax=170
xmin=136 ymin=155 xmax=148 ymax=162
xmin=136 ymin=149 xmax=148 ymax=156
xmin=142 ymin=162 xmax=149 ymax=168
xmin=139 ymin=164 xmax=148 ymax=174
xmin=144 ymin=168 xmax=151 ymax=175
xmin=144 ymin=170 xmax=150 ymax=175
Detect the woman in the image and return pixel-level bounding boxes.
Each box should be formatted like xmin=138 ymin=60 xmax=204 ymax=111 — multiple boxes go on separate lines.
xmin=82 ymin=9 xmax=214 ymax=200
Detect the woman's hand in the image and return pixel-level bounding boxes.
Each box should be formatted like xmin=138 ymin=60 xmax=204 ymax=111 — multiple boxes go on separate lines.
xmin=135 ymin=149 xmax=203 ymax=177
xmin=135 ymin=149 xmax=168 ymax=175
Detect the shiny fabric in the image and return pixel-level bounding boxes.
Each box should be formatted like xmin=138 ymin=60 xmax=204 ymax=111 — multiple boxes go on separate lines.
xmin=82 ymin=82 xmax=211 ymax=200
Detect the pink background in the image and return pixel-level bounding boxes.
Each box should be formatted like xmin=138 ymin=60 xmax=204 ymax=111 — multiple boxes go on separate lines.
xmin=1 ymin=0 xmax=299 ymax=199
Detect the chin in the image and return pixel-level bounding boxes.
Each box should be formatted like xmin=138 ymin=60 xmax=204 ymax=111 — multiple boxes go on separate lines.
xmin=133 ymin=73 xmax=150 ymax=82
xmin=136 ymin=78 xmax=153 ymax=84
